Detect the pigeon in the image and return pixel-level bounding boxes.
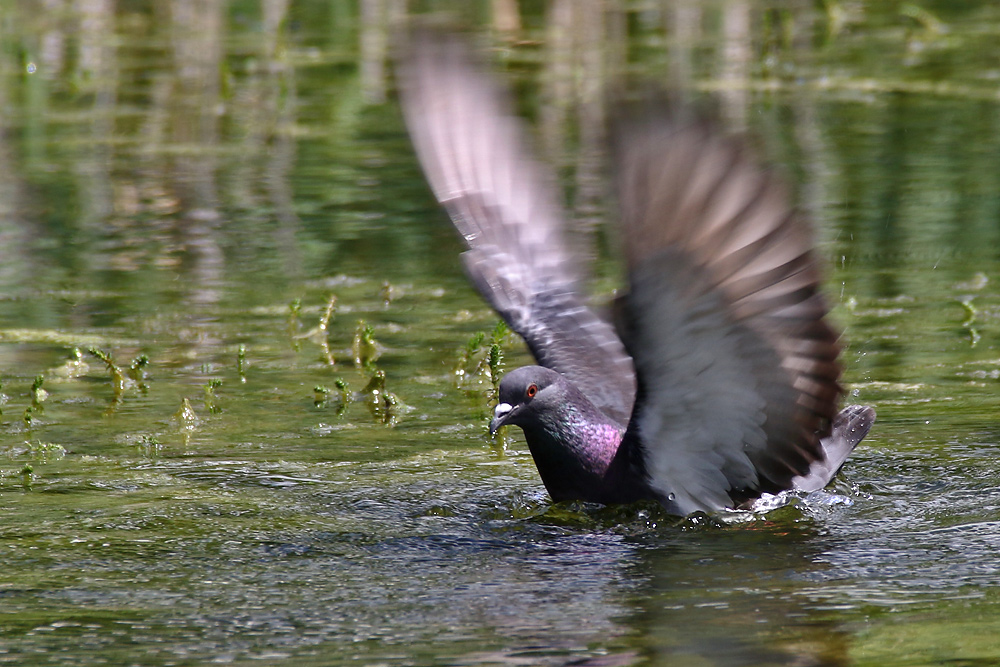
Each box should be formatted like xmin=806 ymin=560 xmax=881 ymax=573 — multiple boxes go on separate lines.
xmin=396 ymin=31 xmax=875 ymax=516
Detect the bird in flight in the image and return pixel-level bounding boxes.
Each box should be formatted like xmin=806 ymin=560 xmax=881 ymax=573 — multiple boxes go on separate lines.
xmin=396 ymin=31 xmax=875 ymax=516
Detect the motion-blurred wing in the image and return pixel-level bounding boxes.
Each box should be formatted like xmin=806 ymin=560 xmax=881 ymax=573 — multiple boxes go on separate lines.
xmin=615 ymin=115 xmax=842 ymax=514
xmin=397 ymin=31 xmax=635 ymax=423
xmin=793 ymin=405 xmax=875 ymax=493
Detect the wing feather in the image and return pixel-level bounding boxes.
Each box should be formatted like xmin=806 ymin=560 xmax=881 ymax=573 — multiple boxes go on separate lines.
xmin=397 ymin=31 xmax=636 ymax=423
xmin=615 ymin=115 xmax=842 ymax=514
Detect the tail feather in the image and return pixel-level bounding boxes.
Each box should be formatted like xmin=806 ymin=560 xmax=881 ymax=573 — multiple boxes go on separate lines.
xmin=792 ymin=405 xmax=875 ymax=493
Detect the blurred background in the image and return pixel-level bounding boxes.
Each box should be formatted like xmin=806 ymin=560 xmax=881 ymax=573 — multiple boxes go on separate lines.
xmin=3 ymin=0 xmax=999 ymax=315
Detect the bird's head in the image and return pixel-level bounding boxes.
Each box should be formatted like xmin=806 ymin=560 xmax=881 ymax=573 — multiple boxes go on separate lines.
xmin=489 ymin=366 xmax=565 ymax=435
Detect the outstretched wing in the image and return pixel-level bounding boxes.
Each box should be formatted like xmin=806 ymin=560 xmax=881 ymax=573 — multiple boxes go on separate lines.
xmin=397 ymin=31 xmax=635 ymax=423
xmin=614 ymin=114 xmax=842 ymax=514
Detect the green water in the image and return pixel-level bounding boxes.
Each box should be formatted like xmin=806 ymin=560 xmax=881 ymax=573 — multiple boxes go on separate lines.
xmin=2 ymin=1 xmax=1000 ymax=665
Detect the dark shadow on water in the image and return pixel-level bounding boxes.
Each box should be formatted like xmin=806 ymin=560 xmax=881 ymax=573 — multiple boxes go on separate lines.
xmin=621 ymin=517 xmax=852 ymax=666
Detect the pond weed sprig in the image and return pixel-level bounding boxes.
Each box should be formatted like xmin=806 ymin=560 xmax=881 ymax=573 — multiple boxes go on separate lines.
xmin=288 ymin=290 xmax=403 ymax=425
xmin=237 ymin=344 xmax=248 ymax=383
xmin=30 ymin=375 xmax=48 ymax=412
xmin=454 ymin=320 xmax=513 ymax=447
xmin=352 ymin=320 xmax=382 ymax=368
xmin=87 ymin=347 xmax=127 ymax=405
xmin=203 ymin=379 xmax=223 ymax=414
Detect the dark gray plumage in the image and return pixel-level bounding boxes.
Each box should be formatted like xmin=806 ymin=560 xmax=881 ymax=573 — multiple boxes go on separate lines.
xmin=397 ymin=31 xmax=875 ymax=515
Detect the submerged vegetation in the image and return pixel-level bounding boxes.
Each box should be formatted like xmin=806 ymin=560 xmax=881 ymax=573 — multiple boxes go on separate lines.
xmin=0 ymin=285 xmax=455 ymax=444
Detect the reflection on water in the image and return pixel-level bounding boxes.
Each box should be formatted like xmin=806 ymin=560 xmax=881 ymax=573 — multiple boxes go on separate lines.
xmin=1 ymin=1 xmax=1000 ymax=665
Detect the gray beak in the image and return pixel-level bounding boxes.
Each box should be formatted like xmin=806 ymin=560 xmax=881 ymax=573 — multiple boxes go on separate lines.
xmin=489 ymin=402 xmax=513 ymax=435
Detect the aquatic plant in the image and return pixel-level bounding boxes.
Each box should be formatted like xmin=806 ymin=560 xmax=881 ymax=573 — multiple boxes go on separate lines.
xmin=294 ymin=295 xmax=338 ymax=365
xmin=128 ymin=355 xmax=151 ymax=393
xmin=352 ymin=320 xmax=381 ymax=368
xmin=456 ymin=321 xmax=510 ymax=388
xmin=334 ymin=378 xmax=350 ymax=404
xmin=380 ymin=280 xmax=396 ymax=305
xmin=288 ymin=298 xmax=303 ymax=349
xmin=19 ymin=463 xmax=32 ymax=489
xmin=361 ymin=370 xmax=401 ymax=425
xmin=318 ymin=295 xmax=338 ymax=366
xmin=959 ymin=296 xmax=980 ymax=347
xmin=313 ymin=385 xmax=330 ymax=407
xmin=203 ymin=379 xmax=223 ymax=414
xmin=455 ymin=331 xmax=486 ymax=382
xmin=51 ymin=348 xmax=90 ymax=379
xmin=136 ymin=435 xmax=161 ymax=458
xmin=237 ymin=344 xmax=248 ymax=383
xmin=88 ymin=347 xmax=126 ymax=402
xmin=30 ymin=375 xmax=47 ymax=412
xmin=25 ymin=441 xmax=65 ymax=461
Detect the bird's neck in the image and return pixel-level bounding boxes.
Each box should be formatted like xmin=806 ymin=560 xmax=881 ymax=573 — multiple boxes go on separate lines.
xmin=519 ymin=393 xmax=646 ymax=504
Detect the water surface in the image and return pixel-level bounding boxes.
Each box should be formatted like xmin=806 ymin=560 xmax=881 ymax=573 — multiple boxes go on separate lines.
xmin=2 ymin=2 xmax=1000 ymax=665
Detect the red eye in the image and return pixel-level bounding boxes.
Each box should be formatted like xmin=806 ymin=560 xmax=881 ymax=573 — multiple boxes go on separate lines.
xmin=525 ymin=383 xmax=537 ymax=398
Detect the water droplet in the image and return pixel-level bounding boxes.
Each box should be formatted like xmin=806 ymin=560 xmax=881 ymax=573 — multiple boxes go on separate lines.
xmin=667 ymin=493 xmax=676 ymax=501
xmin=26 ymin=62 xmax=36 ymax=74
